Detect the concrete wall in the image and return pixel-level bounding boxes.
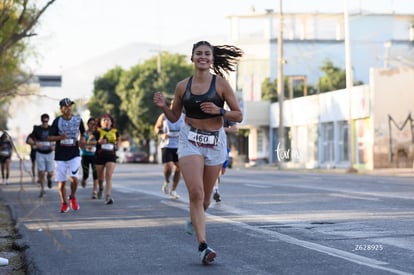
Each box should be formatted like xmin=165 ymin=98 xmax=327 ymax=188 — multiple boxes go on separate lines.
xmin=370 ymin=67 xmax=414 ymax=168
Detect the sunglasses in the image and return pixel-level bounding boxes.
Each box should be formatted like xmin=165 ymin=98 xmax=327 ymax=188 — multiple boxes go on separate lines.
xmin=42 ymin=120 xmax=49 ymax=123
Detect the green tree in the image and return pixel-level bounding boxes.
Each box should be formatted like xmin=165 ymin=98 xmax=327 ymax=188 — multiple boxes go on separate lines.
xmin=116 ymin=52 xmax=192 ymax=146
xmin=261 ymin=77 xmax=308 ymax=102
xmin=0 ymin=0 xmax=56 ymax=97
xmin=262 ymin=60 xmax=362 ymax=101
xmin=88 ymin=67 xmax=129 ymax=133
xmin=261 ymin=77 xmax=277 ymax=102
xmin=317 ymin=59 xmax=347 ymax=93
xmin=317 ymin=59 xmax=364 ymax=93
xmin=0 ymin=0 xmax=56 ymax=129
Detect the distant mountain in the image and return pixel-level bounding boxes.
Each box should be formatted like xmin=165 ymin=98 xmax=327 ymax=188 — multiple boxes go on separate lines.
xmin=60 ymin=35 xmax=226 ymax=100
xmin=61 ymin=41 xmax=172 ymax=99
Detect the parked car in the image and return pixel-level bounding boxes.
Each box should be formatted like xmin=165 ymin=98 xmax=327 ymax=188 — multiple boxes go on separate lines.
xmin=116 ymin=147 xmax=149 ymax=163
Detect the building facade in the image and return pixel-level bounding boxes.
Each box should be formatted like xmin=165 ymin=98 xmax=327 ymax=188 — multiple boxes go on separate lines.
xmin=269 ymin=67 xmax=414 ymax=169
xmin=227 ymin=10 xmax=414 ymax=169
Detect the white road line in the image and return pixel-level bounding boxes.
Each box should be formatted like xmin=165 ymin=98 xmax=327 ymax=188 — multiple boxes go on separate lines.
xmin=117 ymin=185 xmax=413 ymax=275
xmin=207 ymin=214 xmax=413 ymax=275
xmin=329 ymin=193 xmax=380 ymax=201
xmin=162 ymin=197 xmax=412 ymax=275
xmin=244 ymin=184 xmax=271 ymax=188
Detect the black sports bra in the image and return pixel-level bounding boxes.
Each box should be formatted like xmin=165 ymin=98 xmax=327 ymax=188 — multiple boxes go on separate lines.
xmin=182 ymin=75 xmax=224 ymax=119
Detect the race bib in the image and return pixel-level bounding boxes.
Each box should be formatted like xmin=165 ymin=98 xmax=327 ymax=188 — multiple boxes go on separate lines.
xmin=187 ymin=128 xmax=218 ymax=146
xmin=61 ymin=139 xmax=75 ymax=146
xmin=168 ymin=130 xmax=180 ymax=137
xmin=37 ymin=141 xmax=51 ymax=149
xmin=0 ymin=150 xmax=10 ymax=157
xmin=85 ymin=146 xmax=96 ymax=153
xmin=101 ymin=143 xmax=114 ymax=151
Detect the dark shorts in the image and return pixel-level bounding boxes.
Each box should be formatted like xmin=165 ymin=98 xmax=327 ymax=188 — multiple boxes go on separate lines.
xmin=30 ymin=150 xmax=36 ymax=162
xmin=0 ymin=156 xmax=11 ymax=164
xmin=162 ymin=148 xmax=178 ymax=163
xmin=95 ymin=151 xmax=116 ymax=165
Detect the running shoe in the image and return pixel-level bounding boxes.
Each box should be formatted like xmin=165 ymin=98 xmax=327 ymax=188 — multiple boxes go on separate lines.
xmin=170 ymin=190 xmax=180 ymax=199
xmin=47 ymin=177 xmax=52 ymax=189
xmin=39 ymin=190 xmax=45 ymax=198
xmin=161 ymin=182 xmax=169 ymax=194
xmin=81 ymin=179 xmax=86 ymax=188
xmin=97 ymin=188 xmax=103 ymax=199
xmin=185 ymin=218 xmax=194 ymax=235
xmin=69 ymin=196 xmax=80 ymax=211
xmin=60 ymin=203 xmax=69 ymax=213
xmin=213 ymin=191 xmax=221 ymax=202
xmin=105 ymin=196 xmax=114 ymax=205
xmin=200 ymin=246 xmax=217 ymax=265
xmin=91 ymin=192 xmax=97 ymax=199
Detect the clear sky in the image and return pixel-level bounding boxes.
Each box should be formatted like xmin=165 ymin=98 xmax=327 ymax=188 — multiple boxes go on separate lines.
xmin=29 ymin=0 xmax=414 ymax=74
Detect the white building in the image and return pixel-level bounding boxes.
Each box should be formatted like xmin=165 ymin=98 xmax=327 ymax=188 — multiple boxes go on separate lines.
xmin=227 ymin=10 xmax=414 ymax=169
xmin=269 ymin=68 xmax=414 ymax=170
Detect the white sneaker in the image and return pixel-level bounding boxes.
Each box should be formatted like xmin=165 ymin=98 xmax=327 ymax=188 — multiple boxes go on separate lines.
xmin=161 ymin=182 xmax=169 ymax=194
xmin=200 ymin=246 xmax=216 ymax=265
xmin=170 ymin=190 xmax=180 ymax=199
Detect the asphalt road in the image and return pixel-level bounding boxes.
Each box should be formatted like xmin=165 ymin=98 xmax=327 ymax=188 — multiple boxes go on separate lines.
xmin=1 ymin=161 xmax=414 ymax=275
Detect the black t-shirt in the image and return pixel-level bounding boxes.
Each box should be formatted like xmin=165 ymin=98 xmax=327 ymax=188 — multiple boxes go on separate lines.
xmin=30 ymin=125 xmax=53 ymax=154
xmin=49 ymin=115 xmax=85 ymax=161
xmin=26 ymin=133 xmax=37 ymax=153
xmin=0 ymin=140 xmax=12 ymax=158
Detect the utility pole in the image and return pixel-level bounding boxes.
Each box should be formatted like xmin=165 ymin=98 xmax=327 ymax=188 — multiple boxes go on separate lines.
xmin=384 ymin=41 xmax=392 ymax=68
xmin=277 ymin=0 xmax=285 ymax=167
xmin=344 ymin=0 xmax=357 ymax=173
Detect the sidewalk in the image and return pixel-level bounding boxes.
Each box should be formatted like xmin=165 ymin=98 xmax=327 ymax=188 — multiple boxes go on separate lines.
xmin=0 ymin=161 xmax=29 ymax=274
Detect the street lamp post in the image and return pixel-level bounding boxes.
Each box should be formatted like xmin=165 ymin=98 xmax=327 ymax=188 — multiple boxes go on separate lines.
xmin=384 ymin=41 xmax=392 ymax=68
xmin=277 ymin=0 xmax=285 ymax=168
xmin=344 ymin=0 xmax=357 ymax=173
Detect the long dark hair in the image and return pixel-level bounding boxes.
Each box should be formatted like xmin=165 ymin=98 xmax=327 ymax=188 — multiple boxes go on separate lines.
xmin=98 ymin=114 xmax=115 ymax=129
xmin=87 ymin=117 xmax=96 ymax=124
xmin=0 ymin=132 xmax=8 ymax=141
xmin=191 ymin=41 xmax=244 ymax=78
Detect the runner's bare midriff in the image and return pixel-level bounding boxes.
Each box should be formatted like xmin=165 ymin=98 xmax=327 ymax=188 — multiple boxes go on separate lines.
xmin=185 ymin=116 xmax=223 ymax=132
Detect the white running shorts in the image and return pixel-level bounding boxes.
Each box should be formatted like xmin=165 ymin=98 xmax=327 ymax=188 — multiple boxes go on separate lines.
xmin=177 ymin=124 xmax=227 ymax=166
xmin=55 ymin=156 xmax=81 ymax=182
